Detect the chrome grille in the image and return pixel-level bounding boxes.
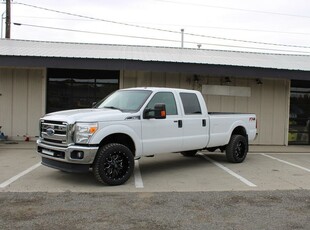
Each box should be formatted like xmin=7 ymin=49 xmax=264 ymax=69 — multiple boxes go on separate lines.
xmin=40 ymin=120 xmax=69 ymax=146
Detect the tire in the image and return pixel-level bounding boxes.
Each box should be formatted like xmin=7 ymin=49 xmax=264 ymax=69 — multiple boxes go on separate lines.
xmin=180 ymin=150 xmax=197 ymax=157
xmin=225 ymin=135 xmax=248 ymax=163
xmin=93 ymin=143 xmax=134 ymax=186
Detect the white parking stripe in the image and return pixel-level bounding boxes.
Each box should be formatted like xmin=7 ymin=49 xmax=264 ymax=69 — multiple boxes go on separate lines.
xmin=0 ymin=162 xmax=41 ymax=188
xmin=134 ymin=160 xmax=144 ymax=188
xmin=199 ymin=153 xmax=257 ymax=187
xmin=261 ymin=153 xmax=310 ymax=172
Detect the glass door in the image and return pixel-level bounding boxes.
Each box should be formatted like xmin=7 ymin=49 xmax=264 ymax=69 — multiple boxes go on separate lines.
xmin=289 ymin=80 xmax=310 ymax=145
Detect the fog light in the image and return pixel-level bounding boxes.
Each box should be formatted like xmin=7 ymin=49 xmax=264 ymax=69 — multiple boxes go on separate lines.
xmin=71 ymin=151 xmax=84 ymax=159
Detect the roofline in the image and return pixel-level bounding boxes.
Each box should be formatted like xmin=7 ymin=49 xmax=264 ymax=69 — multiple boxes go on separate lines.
xmin=1 ymin=55 xmax=310 ymax=80
xmin=2 ymin=38 xmax=310 ymax=57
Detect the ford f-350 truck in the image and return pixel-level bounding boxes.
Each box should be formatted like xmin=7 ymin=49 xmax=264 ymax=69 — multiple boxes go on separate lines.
xmin=37 ymin=87 xmax=257 ymax=185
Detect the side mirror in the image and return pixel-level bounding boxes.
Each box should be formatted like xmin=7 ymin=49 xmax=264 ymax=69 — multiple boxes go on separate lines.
xmin=143 ymin=103 xmax=166 ymax=119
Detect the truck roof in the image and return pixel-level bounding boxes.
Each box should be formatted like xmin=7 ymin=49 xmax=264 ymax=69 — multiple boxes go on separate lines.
xmin=122 ymin=87 xmax=200 ymax=94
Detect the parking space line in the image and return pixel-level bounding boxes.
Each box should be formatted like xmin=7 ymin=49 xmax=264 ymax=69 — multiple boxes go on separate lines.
xmin=260 ymin=153 xmax=310 ymax=172
xmin=199 ymin=153 xmax=257 ymax=187
xmin=134 ymin=160 xmax=144 ymax=188
xmin=0 ymin=162 xmax=41 ymax=188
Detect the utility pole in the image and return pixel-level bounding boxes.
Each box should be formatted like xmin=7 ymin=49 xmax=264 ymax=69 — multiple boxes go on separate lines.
xmin=5 ymin=0 xmax=11 ymax=38
xmin=1 ymin=11 xmax=5 ymax=38
xmin=181 ymin=29 xmax=184 ymax=48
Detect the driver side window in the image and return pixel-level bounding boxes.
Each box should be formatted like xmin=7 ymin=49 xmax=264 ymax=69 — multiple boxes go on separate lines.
xmin=146 ymin=92 xmax=178 ymax=115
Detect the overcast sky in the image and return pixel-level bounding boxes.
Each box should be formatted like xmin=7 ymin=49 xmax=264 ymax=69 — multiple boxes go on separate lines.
xmin=1 ymin=0 xmax=310 ymax=54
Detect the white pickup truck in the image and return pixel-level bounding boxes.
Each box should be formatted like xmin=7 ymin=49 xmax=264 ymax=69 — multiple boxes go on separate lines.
xmin=37 ymin=87 xmax=257 ymax=185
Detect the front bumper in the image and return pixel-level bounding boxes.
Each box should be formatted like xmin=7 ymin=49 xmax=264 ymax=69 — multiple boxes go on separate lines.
xmin=37 ymin=139 xmax=99 ymax=166
xmin=41 ymin=158 xmax=91 ymax=173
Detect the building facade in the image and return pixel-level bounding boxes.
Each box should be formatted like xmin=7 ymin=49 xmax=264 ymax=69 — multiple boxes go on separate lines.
xmin=0 ymin=39 xmax=310 ymax=145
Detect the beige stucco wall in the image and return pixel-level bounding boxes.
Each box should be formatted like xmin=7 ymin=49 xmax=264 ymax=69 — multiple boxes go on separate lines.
xmin=0 ymin=68 xmax=290 ymax=145
xmin=122 ymin=70 xmax=290 ymax=145
xmin=0 ymin=68 xmax=45 ymax=140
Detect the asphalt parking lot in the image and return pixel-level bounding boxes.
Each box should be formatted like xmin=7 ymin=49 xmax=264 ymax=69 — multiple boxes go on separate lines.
xmin=0 ymin=141 xmax=309 ymax=192
xmin=0 ymin=141 xmax=309 ymax=229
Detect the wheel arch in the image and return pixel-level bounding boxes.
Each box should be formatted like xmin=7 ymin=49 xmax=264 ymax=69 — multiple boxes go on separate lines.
xmin=231 ymin=126 xmax=249 ymax=152
xmin=99 ymin=133 xmax=136 ymax=157
xmin=231 ymin=126 xmax=247 ymax=137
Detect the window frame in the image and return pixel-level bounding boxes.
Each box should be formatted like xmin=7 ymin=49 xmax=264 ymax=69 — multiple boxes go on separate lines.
xmin=179 ymin=92 xmax=202 ymax=115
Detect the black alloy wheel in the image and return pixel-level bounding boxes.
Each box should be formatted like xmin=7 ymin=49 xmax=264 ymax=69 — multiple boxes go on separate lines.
xmin=225 ymin=135 xmax=248 ymax=163
xmin=93 ymin=143 xmax=134 ymax=186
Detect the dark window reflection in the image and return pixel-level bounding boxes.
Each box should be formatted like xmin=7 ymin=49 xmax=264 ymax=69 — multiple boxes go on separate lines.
xmin=47 ymin=69 xmax=119 ymax=113
xmin=289 ymin=80 xmax=310 ymax=145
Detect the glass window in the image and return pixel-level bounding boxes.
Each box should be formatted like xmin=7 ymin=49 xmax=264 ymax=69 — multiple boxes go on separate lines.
xmin=97 ymin=90 xmax=152 ymax=112
xmin=47 ymin=69 xmax=119 ymax=113
xmin=180 ymin=93 xmax=202 ymax=115
xmin=289 ymin=80 xmax=310 ymax=145
xmin=145 ymin=92 xmax=178 ymax=115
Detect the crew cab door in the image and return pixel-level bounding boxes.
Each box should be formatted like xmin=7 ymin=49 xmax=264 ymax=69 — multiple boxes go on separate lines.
xmin=179 ymin=92 xmax=209 ymax=150
xmin=141 ymin=92 xmax=183 ymax=155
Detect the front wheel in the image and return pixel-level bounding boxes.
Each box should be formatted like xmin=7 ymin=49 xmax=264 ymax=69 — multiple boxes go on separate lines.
xmin=225 ymin=135 xmax=248 ymax=163
xmin=93 ymin=143 xmax=134 ymax=186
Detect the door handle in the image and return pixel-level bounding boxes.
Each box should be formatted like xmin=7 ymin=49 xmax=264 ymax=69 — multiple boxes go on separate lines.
xmin=202 ymin=119 xmax=206 ymax=127
xmin=178 ymin=120 xmax=183 ymax=128
xmin=174 ymin=120 xmax=182 ymax=128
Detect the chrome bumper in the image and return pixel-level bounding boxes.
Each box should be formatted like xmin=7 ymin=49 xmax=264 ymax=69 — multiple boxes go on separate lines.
xmin=37 ymin=139 xmax=99 ymax=165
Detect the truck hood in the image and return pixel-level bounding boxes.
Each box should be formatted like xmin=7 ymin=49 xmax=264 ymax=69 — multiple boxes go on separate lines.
xmin=42 ymin=108 xmax=135 ymax=124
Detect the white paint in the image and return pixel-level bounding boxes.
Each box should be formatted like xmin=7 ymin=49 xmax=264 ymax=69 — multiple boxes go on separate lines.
xmin=199 ymin=153 xmax=257 ymax=187
xmin=134 ymin=160 xmax=144 ymax=188
xmin=261 ymin=153 xmax=310 ymax=172
xmin=0 ymin=162 xmax=41 ymax=188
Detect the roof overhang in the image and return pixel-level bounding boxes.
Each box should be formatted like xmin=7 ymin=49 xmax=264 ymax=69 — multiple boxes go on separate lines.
xmin=1 ymin=55 xmax=310 ymax=80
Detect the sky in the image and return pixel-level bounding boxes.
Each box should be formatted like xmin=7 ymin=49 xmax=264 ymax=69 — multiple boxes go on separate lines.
xmin=1 ymin=0 xmax=310 ymax=54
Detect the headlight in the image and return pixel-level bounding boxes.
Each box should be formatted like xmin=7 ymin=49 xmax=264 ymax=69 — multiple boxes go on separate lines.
xmin=74 ymin=122 xmax=98 ymax=144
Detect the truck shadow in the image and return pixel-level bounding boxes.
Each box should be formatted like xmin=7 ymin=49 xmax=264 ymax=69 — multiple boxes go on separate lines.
xmin=137 ymin=152 xmax=227 ymax=176
xmin=46 ymin=152 xmax=242 ymax=187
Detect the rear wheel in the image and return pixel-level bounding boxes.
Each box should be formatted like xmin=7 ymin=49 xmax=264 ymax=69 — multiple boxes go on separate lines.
xmin=93 ymin=143 xmax=134 ymax=186
xmin=180 ymin=150 xmax=197 ymax=157
xmin=225 ymin=135 xmax=247 ymax=163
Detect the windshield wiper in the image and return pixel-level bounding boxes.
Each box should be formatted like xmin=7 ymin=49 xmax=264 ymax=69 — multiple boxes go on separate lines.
xmin=103 ymin=106 xmax=122 ymax=111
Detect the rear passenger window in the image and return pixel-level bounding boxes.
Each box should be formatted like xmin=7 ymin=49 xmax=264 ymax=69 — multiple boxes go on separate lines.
xmin=146 ymin=92 xmax=178 ymax=115
xmin=180 ymin=93 xmax=202 ymax=115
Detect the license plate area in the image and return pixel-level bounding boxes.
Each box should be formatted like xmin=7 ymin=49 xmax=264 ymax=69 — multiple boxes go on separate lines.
xmin=39 ymin=147 xmax=65 ymax=159
xmin=42 ymin=149 xmax=54 ymax=156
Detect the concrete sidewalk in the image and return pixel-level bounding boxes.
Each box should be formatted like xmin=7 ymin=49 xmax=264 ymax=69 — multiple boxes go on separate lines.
xmin=249 ymin=145 xmax=310 ymax=153
xmin=0 ymin=140 xmax=309 ymax=153
xmin=0 ymin=141 xmax=37 ymax=149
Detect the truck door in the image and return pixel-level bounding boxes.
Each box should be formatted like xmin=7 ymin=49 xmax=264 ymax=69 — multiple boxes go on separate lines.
xmin=141 ymin=92 xmax=183 ymax=155
xmin=179 ymin=92 xmax=208 ymax=150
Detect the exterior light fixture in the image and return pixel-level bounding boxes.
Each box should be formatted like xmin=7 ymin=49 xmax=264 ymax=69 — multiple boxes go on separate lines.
xmin=225 ymin=77 xmax=232 ymax=84
xmin=194 ymin=75 xmax=200 ymax=84
xmin=256 ymin=79 xmax=263 ymax=85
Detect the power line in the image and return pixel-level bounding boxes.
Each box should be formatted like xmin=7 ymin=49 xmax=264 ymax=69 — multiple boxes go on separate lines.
xmin=13 ymin=22 xmax=181 ymax=43
xmin=185 ymin=32 xmax=310 ymax=49
xmin=15 ymin=16 xmax=92 ymax=21
xmin=14 ymin=2 xmax=178 ymax=35
xmin=14 ymin=2 xmax=310 ymax=50
xmin=13 ymin=22 xmax=310 ymax=55
xmin=154 ymin=0 xmax=310 ymax=19
xmin=168 ymin=25 xmax=310 ymax=36
xmin=14 ymin=15 xmax=310 ymax=36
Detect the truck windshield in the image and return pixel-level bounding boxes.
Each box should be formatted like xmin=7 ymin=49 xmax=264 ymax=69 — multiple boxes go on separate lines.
xmin=96 ymin=90 xmax=152 ymax=112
